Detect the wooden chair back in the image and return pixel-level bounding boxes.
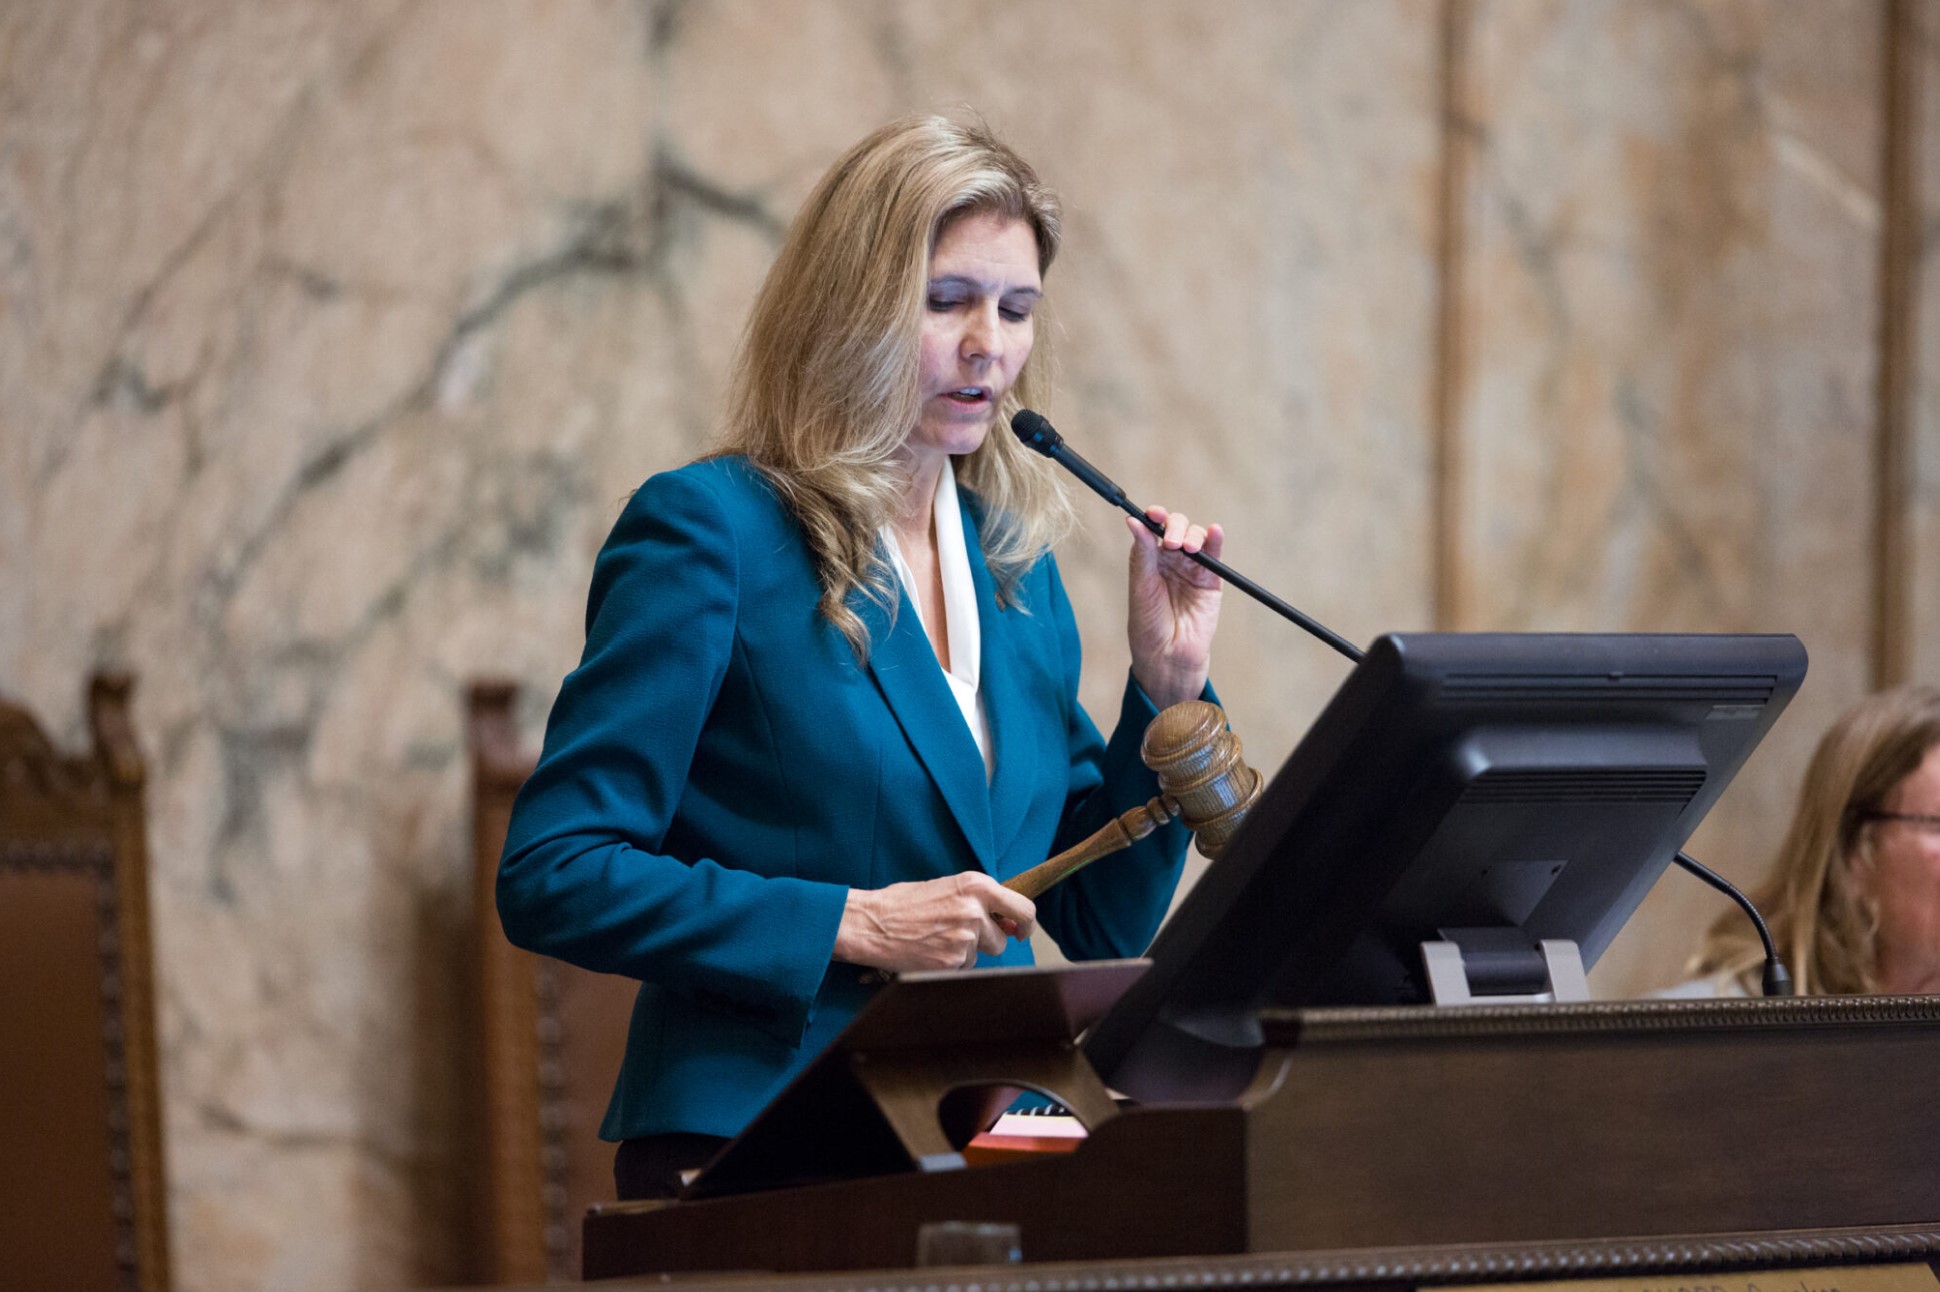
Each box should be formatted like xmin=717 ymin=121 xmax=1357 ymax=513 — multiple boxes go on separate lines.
xmin=0 ymin=675 xmax=170 ymax=1292
xmin=469 ymin=681 xmax=637 ymax=1283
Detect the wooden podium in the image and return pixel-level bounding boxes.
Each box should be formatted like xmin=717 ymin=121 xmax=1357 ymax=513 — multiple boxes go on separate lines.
xmin=583 ymin=967 xmax=1940 ymax=1285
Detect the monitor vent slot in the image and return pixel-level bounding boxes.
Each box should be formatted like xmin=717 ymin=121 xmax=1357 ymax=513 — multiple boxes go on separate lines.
xmin=1464 ymin=768 xmax=1707 ymax=805
xmin=1440 ymin=674 xmax=1777 ymax=706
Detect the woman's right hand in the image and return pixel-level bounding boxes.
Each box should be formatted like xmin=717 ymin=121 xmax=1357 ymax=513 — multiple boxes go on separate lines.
xmin=833 ymin=872 xmax=1037 ymax=972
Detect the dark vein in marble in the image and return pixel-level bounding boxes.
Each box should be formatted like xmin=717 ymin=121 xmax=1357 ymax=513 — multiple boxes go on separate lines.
xmin=51 ymin=3 xmax=790 ymax=919
xmin=91 ymin=355 xmax=176 ymax=414
xmin=469 ymin=453 xmax=587 ymax=584
xmin=646 ymin=0 xmax=686 ymax=59
xmin=210 ymin=720 xmax=312 ymax=903
xmin=201 ymin=138 xmax=774 ymax=640
xmin=1666 ymin=0 xmax=1764 ymax=111
xmin=197 ymin=1100 xmax=419 ymax=1162
xmin=654 ymin=150 xmax=787 ymax=244
xmin=1611 ymin=374 xmax=1721 ymax=616
xmin=265 ymin=256 xmax=346 ymax=303
xmin=57 ymin=2 xmax=420 ymax=490
xmin=1485 ymin=178 xmax=1571 ymax=334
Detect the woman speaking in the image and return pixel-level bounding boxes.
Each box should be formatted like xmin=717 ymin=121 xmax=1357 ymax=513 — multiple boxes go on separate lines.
xmin=497 ymin=115 xmax=1225 ymax=1200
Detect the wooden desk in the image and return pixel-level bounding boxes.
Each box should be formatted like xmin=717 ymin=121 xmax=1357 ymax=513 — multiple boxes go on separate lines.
xmin=584 ymin=996 xmax=1940 ymax=1282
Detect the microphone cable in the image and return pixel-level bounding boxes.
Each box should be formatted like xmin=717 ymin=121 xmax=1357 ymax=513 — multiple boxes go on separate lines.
xmin=1673 ymin=851 xmax=1794 ymax=996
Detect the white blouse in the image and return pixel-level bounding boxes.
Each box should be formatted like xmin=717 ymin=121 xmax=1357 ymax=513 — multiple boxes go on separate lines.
xmin=880 ymin=462 xmax=993 ymax=779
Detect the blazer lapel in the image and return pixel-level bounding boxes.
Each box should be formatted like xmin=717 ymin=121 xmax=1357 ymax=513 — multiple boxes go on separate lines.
xmin=855 ymin=580 xmax=996 ymax=869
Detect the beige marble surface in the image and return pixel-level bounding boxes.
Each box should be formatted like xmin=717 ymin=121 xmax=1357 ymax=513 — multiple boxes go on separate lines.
xmin=1450 ymin=0 xmax=1886 ymax=995
xmin=0 ymin=2 xmax=1930 ymax=1288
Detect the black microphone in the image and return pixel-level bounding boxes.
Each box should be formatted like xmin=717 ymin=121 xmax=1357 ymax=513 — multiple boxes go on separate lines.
xmin=1672 ymin=851 xmax=1794 ymax=996
xmin=1011 ymin=409 xmax=1364 ymax=664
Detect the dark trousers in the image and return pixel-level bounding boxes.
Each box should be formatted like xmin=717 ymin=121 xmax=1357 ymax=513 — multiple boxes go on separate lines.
xmin=613 ymin=1132 xmax=730 ymax=1201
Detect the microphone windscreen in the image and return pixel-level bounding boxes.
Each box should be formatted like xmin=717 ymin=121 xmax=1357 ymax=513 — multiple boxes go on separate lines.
xmin=1010 ymin=408 xmax=1060 ymax=455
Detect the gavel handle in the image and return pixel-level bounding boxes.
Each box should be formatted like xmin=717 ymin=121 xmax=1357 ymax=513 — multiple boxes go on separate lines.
xmin=851 ymin=798 xmax=1180 ymax=985
xmin=1002 ymin=798 xmax=1176 ymax=900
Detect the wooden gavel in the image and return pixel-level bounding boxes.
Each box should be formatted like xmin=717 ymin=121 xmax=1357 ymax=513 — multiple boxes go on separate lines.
xmin=1004 ymin=700 xmax=1264 ymax=900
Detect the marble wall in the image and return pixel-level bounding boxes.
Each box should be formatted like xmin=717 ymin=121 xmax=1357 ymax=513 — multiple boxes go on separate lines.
xmin=0 ymin=2 xmax=1933 ymax=1289
xmin=1449 ymin=0 xmax=1893 ymax=994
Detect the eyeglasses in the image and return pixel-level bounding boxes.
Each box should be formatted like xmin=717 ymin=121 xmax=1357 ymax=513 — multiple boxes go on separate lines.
xmin=1858 ymin=810 xmax=1940 ymax=833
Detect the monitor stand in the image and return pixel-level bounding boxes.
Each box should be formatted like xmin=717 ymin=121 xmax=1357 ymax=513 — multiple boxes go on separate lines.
xmin=1421 ymin=928 xmax=1591 ymax=1004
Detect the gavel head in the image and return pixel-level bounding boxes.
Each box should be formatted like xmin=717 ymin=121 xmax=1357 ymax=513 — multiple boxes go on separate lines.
xmin=1139 ymin=701 xmax=1263 ymax=860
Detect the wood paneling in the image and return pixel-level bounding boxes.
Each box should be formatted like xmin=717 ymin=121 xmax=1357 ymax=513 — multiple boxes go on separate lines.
xmin=1432 ymin=0 xmax=1479 ymax=632
xmin=1877 ymin=0 xmax=1925 ymax=689
xmin=1910 ymin=0 xmax=1940 ymax=685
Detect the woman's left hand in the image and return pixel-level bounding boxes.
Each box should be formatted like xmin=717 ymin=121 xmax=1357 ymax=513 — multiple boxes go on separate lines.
xmin=1126 ymin=506 xmax=1224 ymax=710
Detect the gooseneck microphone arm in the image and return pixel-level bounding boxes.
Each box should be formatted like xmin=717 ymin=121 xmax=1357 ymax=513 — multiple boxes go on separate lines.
xmin=1673 ymin=851 xmax=1794 ymax=996
xmin=1012 ymin=412 xmax=1795 ymax=997
xmin=1011 ymin=409 xmax=1365 ymax=664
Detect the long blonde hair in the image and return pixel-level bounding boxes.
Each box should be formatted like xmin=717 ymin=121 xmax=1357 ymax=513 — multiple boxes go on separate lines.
xmin=1690 ymin=685 xmax=1940 ymax=994
xmin=718 ymin=114 xmax=1073 ymax=659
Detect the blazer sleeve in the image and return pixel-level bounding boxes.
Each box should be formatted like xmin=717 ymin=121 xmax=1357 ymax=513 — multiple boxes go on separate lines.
xmin=496 ymin=469 xmax=848 ymax=1047
xmin=1031 ymin=557 xmax=1205 ymax=961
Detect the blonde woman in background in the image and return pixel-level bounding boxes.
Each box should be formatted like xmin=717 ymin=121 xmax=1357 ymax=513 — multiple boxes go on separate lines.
xmin=1675 ymin=685 xmax=1940 ymax=997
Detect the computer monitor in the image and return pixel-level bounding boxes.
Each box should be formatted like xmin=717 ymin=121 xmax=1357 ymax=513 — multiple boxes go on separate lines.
xmin=1084 ymin=632 xmax=1808 ymax=1102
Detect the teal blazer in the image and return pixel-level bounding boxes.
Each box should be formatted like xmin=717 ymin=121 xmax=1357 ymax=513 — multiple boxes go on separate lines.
xmin=497 ymin=456 xmax=1195 ymax=1141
